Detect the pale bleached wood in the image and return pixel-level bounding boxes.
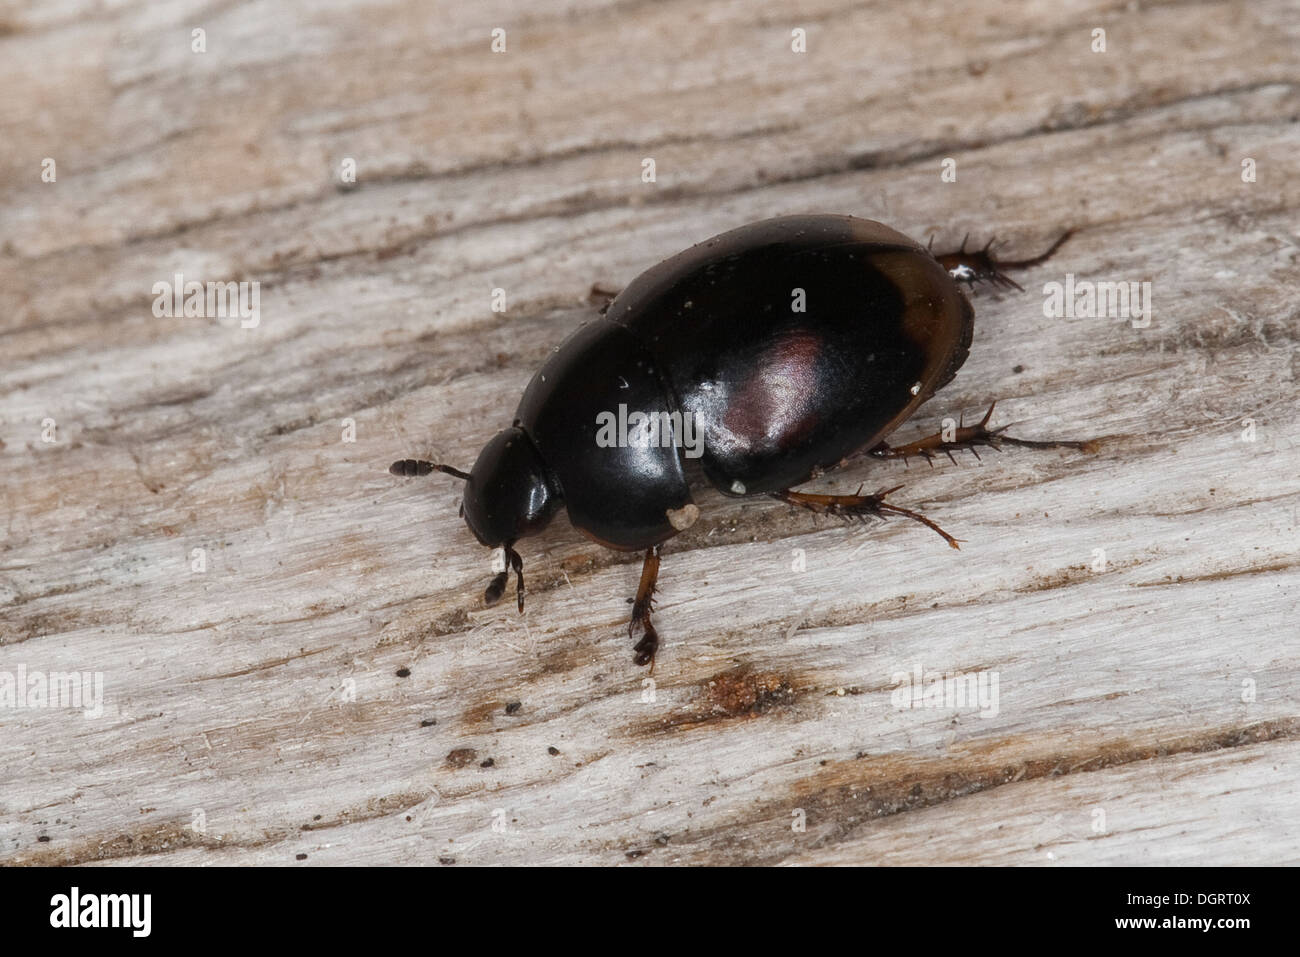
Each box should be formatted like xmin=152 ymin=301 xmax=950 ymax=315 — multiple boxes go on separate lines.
xmin=1 ymin=0 xmax=1298 ymax=866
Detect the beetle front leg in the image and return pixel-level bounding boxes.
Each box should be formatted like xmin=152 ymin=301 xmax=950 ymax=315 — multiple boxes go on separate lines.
xmin=628 ymin=545 xmax=661 ymax=668
xmin=870 ymin=402 xmax=1098 ymax=465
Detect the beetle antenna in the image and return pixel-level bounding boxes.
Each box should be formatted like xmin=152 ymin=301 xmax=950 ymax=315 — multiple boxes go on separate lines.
xmin=389 ymin=459 xmax=470 ymax=480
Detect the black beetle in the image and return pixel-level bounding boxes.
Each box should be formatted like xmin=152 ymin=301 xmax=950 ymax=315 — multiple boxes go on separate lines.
xmin=391 ymin=215 xmax=1089 ymax=666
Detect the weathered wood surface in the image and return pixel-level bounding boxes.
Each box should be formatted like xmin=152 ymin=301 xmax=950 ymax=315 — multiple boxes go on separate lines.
xmin=2 ymin=0 xmax=1298 ymax=866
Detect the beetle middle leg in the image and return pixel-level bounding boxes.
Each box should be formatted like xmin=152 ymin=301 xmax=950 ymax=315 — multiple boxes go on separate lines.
xmin=870 ymin=402 xmax=1098 ymax=466
xmin=772 ymin=486 xmax=961 ymax=550
xmin=628 ymin=544 xmax=662 ymax=668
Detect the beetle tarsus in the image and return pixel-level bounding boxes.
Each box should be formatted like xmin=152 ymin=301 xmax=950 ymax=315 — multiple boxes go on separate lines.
xmin=632 ymin=627 xmax=659 ymax=670
xmin=1000 ymin=229 xmax=1075 ymax=270
xmin=484 ymin=543 xmax=526 ymax=612
xmin=506 ymin=542 xmax=525 ymax=613
xmin=872 ymin=402 xmax=1099 ymax=462
xmin=629 ymin=545 xmax=662 ymax=668
xmin=773 ymin=486 xmax=962 ymax=550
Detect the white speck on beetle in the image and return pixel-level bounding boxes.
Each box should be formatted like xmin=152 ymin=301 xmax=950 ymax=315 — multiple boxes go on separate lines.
xmin=666 ymin=503 xmax=700 ymax=530
xmin=730 ymin=480 xmax=747 ymax=495
xmin=909 ymin=382 xmax=921 ymax=395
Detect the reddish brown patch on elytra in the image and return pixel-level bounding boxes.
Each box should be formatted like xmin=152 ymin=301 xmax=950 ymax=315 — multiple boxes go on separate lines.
xmin=723 ymin=330 xmax=822 ymax=448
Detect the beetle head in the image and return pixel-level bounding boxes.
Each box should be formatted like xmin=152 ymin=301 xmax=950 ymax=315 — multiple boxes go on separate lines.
xmin=390 ymin=427 xmax=559 ymax=612
xmin=461 ymin=428 xmax=560 ymax=610
xmin=462 ymin=427 xmax=559 ymax=547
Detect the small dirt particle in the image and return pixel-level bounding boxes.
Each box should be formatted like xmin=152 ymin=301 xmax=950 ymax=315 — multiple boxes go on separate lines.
xmin=445 ymin=748 xmax=478 ymax=768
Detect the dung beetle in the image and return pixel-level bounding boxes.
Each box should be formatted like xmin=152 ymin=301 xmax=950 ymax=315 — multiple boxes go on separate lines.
xmin=391 ymin=215 xmax=1090 ymax=666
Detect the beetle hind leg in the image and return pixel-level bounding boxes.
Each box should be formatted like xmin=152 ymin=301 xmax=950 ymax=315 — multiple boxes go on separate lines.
xmin=870 ymin=402 xmax=1098 ymax=464
xmin=932 ymin=230 xmax=1074 ymax=291
xmin=628 ymin=545 xmax=662 ymax=668
xmin=772 ymin=486 xmax=962 ymax=550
